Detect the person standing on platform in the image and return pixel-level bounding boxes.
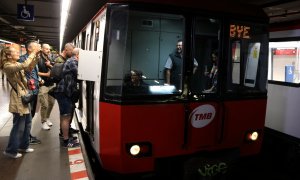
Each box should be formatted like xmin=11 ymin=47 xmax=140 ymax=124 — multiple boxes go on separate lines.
xmin=37 ymin=43 xmax=55 ymax=130
xmin=55 ymin=48 xmax=81 ymax=148
xmin=19 ymin=41 xmax=42 ymax=144
xmin=54 ymin=43 xmax=79 ymax=136
xmin=0 ymin=43 xmax=41 ymax=158
xmin=54 ymin=43 xmax=74 ymax=64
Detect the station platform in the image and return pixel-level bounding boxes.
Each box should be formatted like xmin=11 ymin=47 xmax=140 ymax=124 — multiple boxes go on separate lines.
xmin=0 ymin=76 xmax=93 ymax=180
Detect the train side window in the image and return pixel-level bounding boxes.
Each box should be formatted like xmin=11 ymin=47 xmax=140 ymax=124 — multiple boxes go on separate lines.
xmin=244 ymin=42 xmax=261 ymax=87
xmin=226 ymin=22 xmax=268 ymax=94
xmin=231 ymin=41 xmax=241 ymax=85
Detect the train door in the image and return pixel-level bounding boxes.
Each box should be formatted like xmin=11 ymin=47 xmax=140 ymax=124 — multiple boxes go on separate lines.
xmin=84 ymin=22 xmax=94 ymax=140
xmin=188 ymin=18 xmax=269 ymax=151
xmin=187 ymin=17 xmax=222 ymax=148
xmin=91 ymin=11 xmax=106 ymax=152
xmin=78 ymin=9 xmax=107 ymax=153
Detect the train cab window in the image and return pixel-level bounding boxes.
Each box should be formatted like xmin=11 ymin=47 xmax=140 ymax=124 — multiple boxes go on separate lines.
xmin=226 ymin=22 xmax=268 ymax=95
xmin=190 ymin=17 xmax=220 ymax=95
xmin=104 ymin=6 xmax=185 ymax=100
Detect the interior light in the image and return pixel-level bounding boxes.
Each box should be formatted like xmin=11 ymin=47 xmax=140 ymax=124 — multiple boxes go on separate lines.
xmin=149 ymin=85 xmax=175 ymax=94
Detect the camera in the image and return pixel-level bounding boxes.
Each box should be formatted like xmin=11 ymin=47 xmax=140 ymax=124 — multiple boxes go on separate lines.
xmin=28 ymin=79 xmax=36 ymax=90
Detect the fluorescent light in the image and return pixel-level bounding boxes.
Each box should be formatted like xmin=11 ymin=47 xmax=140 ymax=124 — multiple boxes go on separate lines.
xmin=0 ymin=17 xmax=10 ymax=24
xmin=60 ymin=0 xmax=71 ymax=51
xmin=0 ymin=38 xmax=14 ymax=44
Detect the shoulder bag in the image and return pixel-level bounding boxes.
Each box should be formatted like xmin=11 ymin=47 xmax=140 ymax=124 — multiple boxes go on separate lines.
xmin=7 ymin=73 xmax=34 ymax=105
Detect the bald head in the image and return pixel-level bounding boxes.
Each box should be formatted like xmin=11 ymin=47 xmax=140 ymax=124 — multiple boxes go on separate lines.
xmin=42 ymin=43 xmax=50 ymax=49
xmin=42 ymin=43 xmax=50 ymax=55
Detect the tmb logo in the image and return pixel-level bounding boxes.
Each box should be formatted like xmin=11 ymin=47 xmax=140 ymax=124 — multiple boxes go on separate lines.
xmin=190 ymin=104 xmax=216 ymax=128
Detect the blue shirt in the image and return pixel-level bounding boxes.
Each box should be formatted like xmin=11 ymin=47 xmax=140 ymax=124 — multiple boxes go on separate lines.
xmin=19 ymin=54 xmax=40 ymax=95
xmin=55 ymin=56 xmax=78 ymax=93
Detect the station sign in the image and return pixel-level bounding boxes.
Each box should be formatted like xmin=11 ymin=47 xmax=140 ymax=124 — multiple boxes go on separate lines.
xmin=17 ymin=4 xmax=34 ymax=21
xmin=273 ymin=48 xmax=296 ymax=55
xmin=285 ymin=65 xmax=294 ymax=83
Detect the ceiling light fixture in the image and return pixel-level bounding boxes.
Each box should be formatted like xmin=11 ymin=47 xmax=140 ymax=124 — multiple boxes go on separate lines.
xmin=60 ymin=0 xmax=71 ymax=52
xmin=0 ymin=17 xmax=10 ymax=24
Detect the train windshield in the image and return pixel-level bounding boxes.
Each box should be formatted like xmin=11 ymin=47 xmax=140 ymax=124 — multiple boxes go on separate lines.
xmin=103 ymin=5 xmax=268 ymax=101
xmin=104 ymin=6 xmax=185 ymax=100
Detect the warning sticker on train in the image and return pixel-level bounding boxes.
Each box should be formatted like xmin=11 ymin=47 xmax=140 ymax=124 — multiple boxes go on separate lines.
xmin=189 ymin=104 xmax=216 ymax=128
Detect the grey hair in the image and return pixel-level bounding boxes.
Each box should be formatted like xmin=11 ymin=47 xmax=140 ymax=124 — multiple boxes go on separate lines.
xmin=72 ymin=48 xmax=81 ymax=56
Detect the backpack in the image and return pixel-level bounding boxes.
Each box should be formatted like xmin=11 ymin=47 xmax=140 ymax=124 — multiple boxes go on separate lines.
xmin=50 ymin=63 xmax=64 ymax=83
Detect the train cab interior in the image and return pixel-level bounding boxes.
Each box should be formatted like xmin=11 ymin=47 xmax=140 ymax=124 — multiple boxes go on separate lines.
xmin=104 ymin=10 xmax=185 ymax=99
xmin=102 ymin=7 xmax=268 ymax=102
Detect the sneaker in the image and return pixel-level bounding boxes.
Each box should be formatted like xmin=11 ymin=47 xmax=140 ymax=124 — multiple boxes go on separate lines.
xmin=3 ymin=151 xmax=22 ymax=158
xmin=42 ymin=122 xmax=50 ymax=130
xmin=46 ymin=119 xmax=53 ymax=126
xmin=63 ymin=139 xmax=80 ymax=148
xmin=30 ymin=136 xmax=41 ymax=145
xmin=69 ymin=127 xmax=79 ymax=134
xmin=59 ymin=133 xmax=78 ymax=141
xmin=18 ymin=148 xmax=34 ymax=153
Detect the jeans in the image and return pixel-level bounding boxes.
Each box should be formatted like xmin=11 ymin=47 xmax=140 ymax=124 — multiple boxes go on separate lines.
xmin=5 ymin=113 xmax=32 ymax=154
xmin=30 ymin=94 xmax=38 ymax=118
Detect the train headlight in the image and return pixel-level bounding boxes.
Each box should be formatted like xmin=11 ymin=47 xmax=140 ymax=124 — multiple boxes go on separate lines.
xmin=126 ymin=142 xmax=152 ymax=157
xmin=130 ymin=145 xmax=141 ymax=156
xmin=245 ymin=130 xmax=259 ymax=142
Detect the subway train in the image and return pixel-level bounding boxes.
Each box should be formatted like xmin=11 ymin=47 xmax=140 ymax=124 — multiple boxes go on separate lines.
xmin=71 ymin=0 xmax=269 ymax=179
